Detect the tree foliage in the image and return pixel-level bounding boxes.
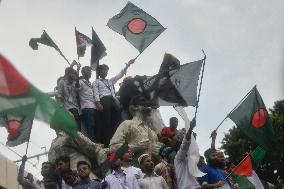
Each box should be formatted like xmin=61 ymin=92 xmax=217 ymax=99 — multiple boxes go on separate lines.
xmin=221 ymin=99 xmax=284 ymax=187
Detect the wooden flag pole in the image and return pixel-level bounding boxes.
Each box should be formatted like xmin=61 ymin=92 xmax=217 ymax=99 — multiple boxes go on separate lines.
xmin=193 ymin=49 xmax=207 ymax=120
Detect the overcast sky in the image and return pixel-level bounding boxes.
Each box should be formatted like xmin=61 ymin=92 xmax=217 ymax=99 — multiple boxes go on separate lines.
xmin=0 ymin=0 xmax=283 ymax=178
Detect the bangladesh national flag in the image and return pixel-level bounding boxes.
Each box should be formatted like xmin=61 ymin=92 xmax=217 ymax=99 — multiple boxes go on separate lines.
xmin=0 ymin=113 xmax=34 ymax=147
xmin=107 ymin=1 xmax=166 ymax=53
xmin=75 ymin=28 xmax=93 ymax=58
xmin=228 ymin=86 xmax=274 ymax=150
xmin=0 ymin=54 xmax=78 ymax=137
xmin=90 ymin=27 xmax=107 ymax=70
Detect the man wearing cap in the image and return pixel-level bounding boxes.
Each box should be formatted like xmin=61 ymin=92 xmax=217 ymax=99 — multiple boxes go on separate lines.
xmin=109 ymin=95 xmax=163 ymax=163
xmin=93 ymin=59 xmax=135 ymax=146
xmin=138 ymin=154 xmax=169 ymax=189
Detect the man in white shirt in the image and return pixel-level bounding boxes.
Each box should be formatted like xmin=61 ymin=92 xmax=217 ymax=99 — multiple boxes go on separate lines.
xmin=174 ymin=118 xmax=201 ymax=189
xmin=79 ymin=66 xmax=96 ymax=142
xmin=57 ymin=67 xmax=81 ymax=129
xmin=93 ymin=59 xmax=135 ymax=146
xmin=138 ymin=154 xmax=169 ymax=189
xmin=104 ymin=151 xmax=140 ymax=189
xmin=121 ymin=146 xmax=144 ymax=179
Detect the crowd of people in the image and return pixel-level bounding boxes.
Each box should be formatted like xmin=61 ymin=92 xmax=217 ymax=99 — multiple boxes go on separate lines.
xmin=17 ymin=62 xmax=274 ymax=189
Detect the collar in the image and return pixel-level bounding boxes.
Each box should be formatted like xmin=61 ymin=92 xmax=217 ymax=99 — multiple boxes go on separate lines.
xmin=112 ymin=170 xmax=127 ymax=176
xmin=143 ymin=172 xmax=159 ymax=178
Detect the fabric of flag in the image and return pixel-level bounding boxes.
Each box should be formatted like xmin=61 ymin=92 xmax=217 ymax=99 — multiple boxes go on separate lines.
xmin=169 ymin=59 xmax=203 ymax=107
xmin=231 ymin=174 xmax=256 ymax=189
xmin=228 ymin=86 xmax=274 ymax=150
xmin=75 ymin=28 xmax=92 ymax=58
xmin=174 ymin=106 xmax=205 ymax=177
xmin=0 ymin=54 xmax=78 ymax=137
xmin=107 ymin=1 xmax=166 ymax=53
xmin=247 ymin=171 xmax=265 ymax=189
xmin=0 ymin=114 xmax=34 ymax=147
xmin=90 ymin=27 xmax=107 ymax=70
xmin=29 ymin=30 xmax=60 ymax=51
xmin=232 ymin=155 xmax=253 ymax=176
xmin=251 ymin=146 xmax=266 ymax=166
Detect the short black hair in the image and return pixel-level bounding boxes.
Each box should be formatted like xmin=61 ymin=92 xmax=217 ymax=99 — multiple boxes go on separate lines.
xmin=55 ymin=156 xmax=70 ymax=165
xmin=97 ymin=64 xmax=109 ymax=72
xmin=170 ymin=117 xmax=178 ymax=122
xmin=204 ymin=148 xmax=217 ymax=159
xmin=77 ymin=161 xmax=90 ymax=169
xmin=81 ymin=66 xmax=91 ymax=74
xmin=65 ymin=67 xmax=77 ymax=76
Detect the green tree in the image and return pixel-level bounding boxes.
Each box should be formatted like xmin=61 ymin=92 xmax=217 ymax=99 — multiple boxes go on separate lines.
xmin=221 ymin=100 xmax=284 ymax=187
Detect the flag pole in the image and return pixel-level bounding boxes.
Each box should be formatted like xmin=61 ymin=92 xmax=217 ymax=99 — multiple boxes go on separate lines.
xmin=25 ymin=108 xmax=36 ymax=156
xmin=224 ymin=148 xmax=257 ymax=180
xmin=43 ymin=30 xmax=71 ymax=66
xmin=212 ymin=86 xmax=254 ymax=132
xmin=193 ymin=49 xmax=207 ymax=120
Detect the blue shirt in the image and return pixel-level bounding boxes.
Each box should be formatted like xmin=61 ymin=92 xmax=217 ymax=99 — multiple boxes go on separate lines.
xmin=73 ymin=179 xmax=101 ymax=189
xmin=199 ymin=165 xmax=228 ymax=185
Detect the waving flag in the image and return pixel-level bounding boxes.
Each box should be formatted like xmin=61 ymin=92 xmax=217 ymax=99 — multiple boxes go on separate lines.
xmin=155 ymin=56 xmax=203 ymax=106
xmin=75 ymin=28 xmax=93 ymax=58
xmin=0 ymin=54 xmax=78 ymax=137
xmin=228 ymin=86 xmax=274 ymax=150
xmin=0 ymin=114 xmax=34 ymax=147
xmin=29 ymin=30 xmax=70 ymax=64
xmin=90 ymin=27 xmax=107 ymax=70
xmin=107 ymin=1 xmax=166 ymax=53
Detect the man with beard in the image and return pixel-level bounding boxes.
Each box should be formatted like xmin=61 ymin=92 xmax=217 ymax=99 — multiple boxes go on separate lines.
xmin=109 ymin=95 xmax=162 ymax=164
xmin=73 ymin=161 xmax=101 ymax=189
xmin=199 ymin=149 xmax=231 ymax=189
xmin=138 ymin=154 xmax=169 ymax=189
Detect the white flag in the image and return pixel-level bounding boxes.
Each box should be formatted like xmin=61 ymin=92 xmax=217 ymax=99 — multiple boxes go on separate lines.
xmin=174 ymin=106 xmax=205 ymax=177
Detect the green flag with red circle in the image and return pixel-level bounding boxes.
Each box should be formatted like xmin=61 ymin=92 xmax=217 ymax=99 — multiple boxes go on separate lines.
xmin=0 ymin=53 xmax=78 ymax=137
xmin=107 ymin=1 xmax=166 ymax=53
xmin=228 ymin=86 xmax=274 ymax=150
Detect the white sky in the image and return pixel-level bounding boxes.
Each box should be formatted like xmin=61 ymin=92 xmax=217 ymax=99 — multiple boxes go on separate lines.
xmin=0 ymin=0 xmax=283 ymax=179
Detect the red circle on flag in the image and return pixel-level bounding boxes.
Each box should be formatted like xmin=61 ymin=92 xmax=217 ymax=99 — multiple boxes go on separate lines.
xmin=251 ymin=108 xmax=267 ymax=128
xmin=127 ymin=18 xmax=147 ymax=34
xmin=0 ymin=54 xmax=30 ymax=96
xmin=7 ymin=120 xmax=21 ymax=139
